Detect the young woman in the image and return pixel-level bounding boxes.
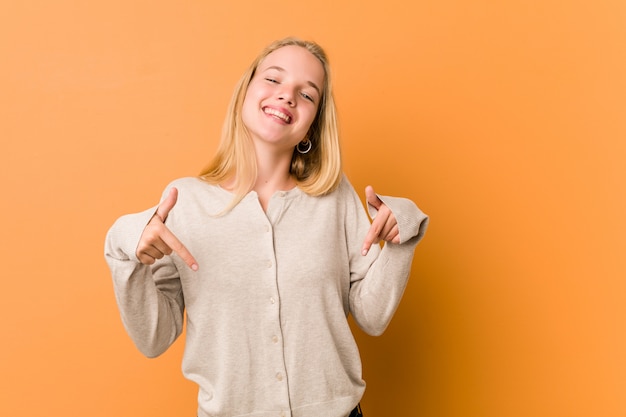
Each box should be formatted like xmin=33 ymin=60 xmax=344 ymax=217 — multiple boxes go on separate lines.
xmin=105 ymin=37 xmax=428 ymax=417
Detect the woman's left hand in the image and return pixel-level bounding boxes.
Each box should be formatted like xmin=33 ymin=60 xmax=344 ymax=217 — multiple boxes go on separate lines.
xmin=361 ymin=185 xmax=399 ymax=256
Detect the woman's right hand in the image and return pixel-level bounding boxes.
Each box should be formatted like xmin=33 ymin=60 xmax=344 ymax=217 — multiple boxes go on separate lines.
xmin=136 ymin=187 xmax=199 ymax=271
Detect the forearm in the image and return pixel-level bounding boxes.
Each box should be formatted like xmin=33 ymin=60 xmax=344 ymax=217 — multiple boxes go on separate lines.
xmin=104 ymin=210 xmax=184 ymax=357
xmin=349 ymin=194 xmax=428 ymax=336
xmin=349 ymin=238 xmax=418 ymax=336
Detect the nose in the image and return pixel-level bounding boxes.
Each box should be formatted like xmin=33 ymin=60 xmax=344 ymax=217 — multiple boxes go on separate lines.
xmin=277 ymin=87 xmax=296 ymax=106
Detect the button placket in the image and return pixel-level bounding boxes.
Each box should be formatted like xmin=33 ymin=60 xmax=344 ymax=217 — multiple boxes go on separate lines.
xmin=259 ymin=215 xmax=289 ymax=412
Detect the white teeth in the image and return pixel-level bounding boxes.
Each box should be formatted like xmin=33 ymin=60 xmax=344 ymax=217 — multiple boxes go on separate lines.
xmin=264 ymin=107 xmax=291 ymax=123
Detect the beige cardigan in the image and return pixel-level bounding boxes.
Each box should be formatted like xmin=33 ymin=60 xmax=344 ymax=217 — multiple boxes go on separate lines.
xmin=105 ymin=175 xmax=428 ymax=417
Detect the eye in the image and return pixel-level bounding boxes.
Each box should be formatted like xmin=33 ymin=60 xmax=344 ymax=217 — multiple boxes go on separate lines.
xmin=265 ymin=78 xmax=279 ymax=84
xmin=300 ymin=92 xmax=314 ymax=102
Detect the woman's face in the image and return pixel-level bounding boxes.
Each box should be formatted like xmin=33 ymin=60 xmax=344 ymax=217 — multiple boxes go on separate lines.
xmin=241 ymin=45 xmax=325 ymax=154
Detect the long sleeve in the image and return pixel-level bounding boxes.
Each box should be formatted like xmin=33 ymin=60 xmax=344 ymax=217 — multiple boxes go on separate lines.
xmin=104 ymin=206 xmax=185 ymax=358
xmin=348 ymin=188 xmax=429 ymax=336
xmin=103 ymin=176 xmax=428 ymax=417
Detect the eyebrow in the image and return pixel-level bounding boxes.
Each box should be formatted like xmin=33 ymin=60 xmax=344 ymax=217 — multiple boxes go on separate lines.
xmin=263 ymin=65 xmax=322 ymax=97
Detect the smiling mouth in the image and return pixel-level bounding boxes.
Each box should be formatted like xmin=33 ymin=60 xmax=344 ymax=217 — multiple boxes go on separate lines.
xmin=263 ymin=107 xmax=292 ymax=124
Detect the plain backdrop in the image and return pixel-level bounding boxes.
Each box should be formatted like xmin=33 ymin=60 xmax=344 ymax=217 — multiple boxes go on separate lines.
xmin=1 ymin=1 xmax=625 ymax=416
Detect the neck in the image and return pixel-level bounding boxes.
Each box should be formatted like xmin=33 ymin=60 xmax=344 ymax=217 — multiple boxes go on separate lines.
xmin=252 ymin=144 xmax=296 ymax=210
xmin=254 ymin=154 xmax=294 ymax=191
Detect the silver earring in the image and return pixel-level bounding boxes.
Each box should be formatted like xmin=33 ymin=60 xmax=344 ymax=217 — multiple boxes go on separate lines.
xmin=296 ymin=139 xmax=312 ymax=154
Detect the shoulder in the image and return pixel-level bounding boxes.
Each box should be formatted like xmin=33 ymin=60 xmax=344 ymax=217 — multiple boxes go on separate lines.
xmin=334 ymin=173 xmax=358 ymax=196
xmin=160 ymin=177 xmax=224 ymax=198
xmin=157 ymin=177 xmax=219 ymax=206
xmin=312 ymin=173 xmax=359 ymax=204
xmin=320 ymin=174 xmax=364 ymax=213
xmin=165 ymin=176 xmax=209 ymax=191
xmin=161 ymin=177 xmax=235 ymax=214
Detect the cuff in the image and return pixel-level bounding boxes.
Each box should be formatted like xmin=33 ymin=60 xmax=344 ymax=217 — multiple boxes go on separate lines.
xmin=367 ymin=194 xmax=429 ymax=244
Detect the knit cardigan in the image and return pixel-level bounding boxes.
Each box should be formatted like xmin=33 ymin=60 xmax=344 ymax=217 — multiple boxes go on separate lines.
xmin=105 ymin=175 xmax=428 ymax=417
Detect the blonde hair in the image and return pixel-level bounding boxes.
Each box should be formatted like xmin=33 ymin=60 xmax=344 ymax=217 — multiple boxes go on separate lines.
xmin=199 ymin=37 xmax=342 ymax=212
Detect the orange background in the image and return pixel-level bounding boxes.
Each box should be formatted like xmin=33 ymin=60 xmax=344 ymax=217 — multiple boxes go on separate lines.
xmin=1 ymin=1 xmax=625 ymax=416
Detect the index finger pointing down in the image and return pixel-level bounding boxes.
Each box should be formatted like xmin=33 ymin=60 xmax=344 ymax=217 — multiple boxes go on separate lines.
xmin=161 ymin=227 xmax=199 ymax=271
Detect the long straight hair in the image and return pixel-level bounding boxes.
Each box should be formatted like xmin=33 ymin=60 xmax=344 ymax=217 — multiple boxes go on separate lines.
xmin=199 ymin=37 xmax=343 ymax=213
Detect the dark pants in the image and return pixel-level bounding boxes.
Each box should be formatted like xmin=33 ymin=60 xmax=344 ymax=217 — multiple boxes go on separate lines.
xmin=349 ymin=404 xmax=364 ymax=417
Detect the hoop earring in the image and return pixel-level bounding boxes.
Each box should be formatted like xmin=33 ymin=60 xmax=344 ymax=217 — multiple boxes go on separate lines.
xmin=296 ymin=139 xmax=312 ymax=154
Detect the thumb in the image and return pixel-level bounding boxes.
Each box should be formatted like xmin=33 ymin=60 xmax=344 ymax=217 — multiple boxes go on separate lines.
xmin=365 ymin=185 xmax=381 ymax=210
xmin=156 ymin=187 xmax=179 ymax=222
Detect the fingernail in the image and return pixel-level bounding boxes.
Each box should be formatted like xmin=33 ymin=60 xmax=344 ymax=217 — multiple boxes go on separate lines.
xmin=191 ymin=264 xmax=198 ymax=271
xmin=361 ymin=249 xmax=368 ymax=256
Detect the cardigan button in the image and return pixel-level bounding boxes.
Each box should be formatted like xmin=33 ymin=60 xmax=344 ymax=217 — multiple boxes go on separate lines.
xmin=275 ymin=372 xmax=283 ymax=381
